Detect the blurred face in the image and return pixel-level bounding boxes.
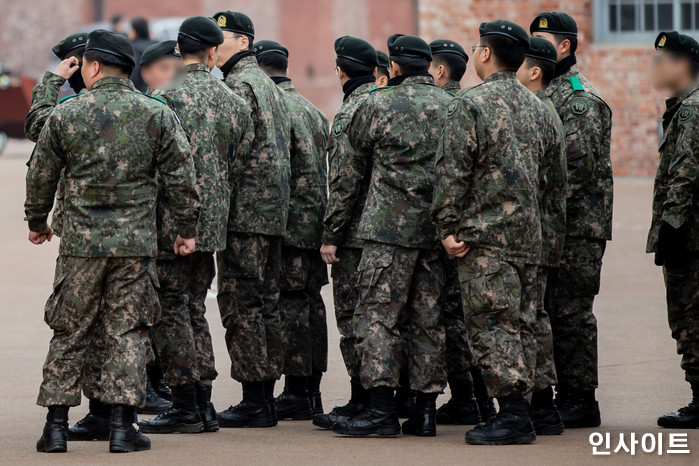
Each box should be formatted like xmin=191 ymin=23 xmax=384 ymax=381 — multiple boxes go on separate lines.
xmin=141 ymin=57 xmax=183 ymax=91
xmin=216 ymin=31 xmax=247 ymax=67
xmin=472 ymin=41 xmax=486 ymax=79
xmin=651 ymin=50 xmax=693 ymax=94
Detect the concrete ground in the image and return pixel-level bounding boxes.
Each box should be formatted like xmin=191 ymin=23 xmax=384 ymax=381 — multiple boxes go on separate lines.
xmin=0 ymin=138 xmax=696 ymax=465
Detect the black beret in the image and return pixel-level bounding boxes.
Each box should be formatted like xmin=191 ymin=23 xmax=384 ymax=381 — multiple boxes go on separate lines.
xmin=334 ymin=36 xmax=378 ymax=67
xmin=85 ymin=29 xmax=136 ymax=68
xmin=429 ymin=39 xmax=468 ymax=63
xmin=526 ymin=36 xmax=558 ymax=64
xmin=479 ymin=20 xmax=530 ymax=51
xmin=213 ymin=11 xmax=255 ymax=38
xmin=179 ymin=15 xmax=224 ymax=46
xmin=52 ymin=32 xmax=88 ymax=60
xmin=655 ymin=31 xmax=699 ymax=63
xmin=253 ymin=40 xmax=289 ymax=58
xmin=530 ymin=12 xmax=578 ymax=36
xmin=387 ymin=34 xmax=432 ymax=61
xmin=376 ymin=50 xmax=390 ymax=68
xmin=140 ymin=40 xmax=181 ymax=67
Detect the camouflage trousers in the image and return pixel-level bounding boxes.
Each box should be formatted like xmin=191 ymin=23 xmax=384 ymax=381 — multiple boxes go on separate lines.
xmin=443 ymin=256 xmax=475 ymax=379
xmin=354 ymin=241 xmax=446 ymax=393
xmin=663 ymin=259 xmax=699 ymax=385
xmin=50 ymin=174 xmax=65 ymax=237
xmin=458 ymin=250 xmax=537 ymax=398
xmin=547 ymin=238 xmax=605 ymax=390
xmin=279 ymin=246 xmax=329 ymax=376
xmin=532 ymin=266 xmax=557 ymax=392
xmin=153 ymin=251 xmax=218 ymax=387
xmin=38 ymin=255 xmax=159 ymax=407
xmin=216 ymin=233 xmax=283 ymax=382
xmin=331 ymin=246 xmax=363 ymax=378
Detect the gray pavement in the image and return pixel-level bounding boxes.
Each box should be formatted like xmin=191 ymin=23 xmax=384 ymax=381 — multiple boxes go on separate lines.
xmin=0 ymin=138 xmax=696 ymax=464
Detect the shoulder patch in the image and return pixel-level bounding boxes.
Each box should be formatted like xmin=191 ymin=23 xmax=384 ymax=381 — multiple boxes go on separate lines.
xmin=447 ymin=101 xmax=459 ymax=116
xmin=369 ymin=86 xmax=394 ymax=94
xmin=569 ymin=76 xmax=584 ymax=92
xmin=679 ymin=106 xmax=694 ymax=122
xmin=570 ymin=97 xmax=588 ymax=115
xmin=58 ymin=92 xmax=83 ymax=104
xmin=143 ymin=93 xmax=167 ymax=105
xmin=332 ymin=121 xmax=345 ymax=137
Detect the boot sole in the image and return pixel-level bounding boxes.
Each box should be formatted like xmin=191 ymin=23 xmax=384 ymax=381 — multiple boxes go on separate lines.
xmin=332 ymin=425 xmax=401 ymax=436
xmin=203 ymin=420 xmax=220 ymax=432
xmin=219 ymin=418 xmax=277 ymax=428
xmin=312 ymin=418 xmax=335 ymax=429
xmin=535 ymin=422 xmax=565 ymax=435
xmin=36 ymin=442 xmax=67 ymax=453
xmin=139 ymin=421 xmax=205 ymax=434
xmin=465 ymin=431 xmax=536 ymax=445
xmin=657 ymin=419 xmax=699 ymax=429
xmin=109 ymin=442 xmax=151 ymax=453
xmin=67 ymin=432 xmax=110 ymax=441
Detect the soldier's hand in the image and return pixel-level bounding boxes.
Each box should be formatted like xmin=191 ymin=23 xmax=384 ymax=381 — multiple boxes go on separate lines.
xmin=321 ymin=243 xmax=340 ymax=264
xmin=28 ymin=226 xmax=54 ymax=245
xmin=54 ymin=57 xmax=80 ymax=80
xmin=441 ymin=235 xmax=470 ymax=258
xmin=174 ymin=236 xmax=196 ymax=256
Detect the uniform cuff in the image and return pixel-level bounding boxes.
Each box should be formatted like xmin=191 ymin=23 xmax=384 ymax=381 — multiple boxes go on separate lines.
xmin=321 ymin=229 xmax=344 ymax=246
xmin=28 ymin=219 xmax=49 ymax=232
xmin=178 ymin=223 xmax=197 ymax=240
xmin=438 ymin=223 xmax=459 ymax=239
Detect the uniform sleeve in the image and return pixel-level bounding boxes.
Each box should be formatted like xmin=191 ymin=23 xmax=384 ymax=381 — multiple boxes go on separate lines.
xmin=662 ymin=108 xmax=699 ymax=229
xmin=539 ymin=116 xmax=568 ymax=264
xmin=24 ymin=113 xmax=65 ymax=231
xmin=24 ymin=72 xmax=66 ymax=143
xmin=155 ymin=109 xmax=201 ymax=239
xmin=228 ymin=99 xmax=254 ymax=189
xmin=346 ymin=99 xmax=376 ymax=157
xmin=431 ymin=97 xmax=478 ymax=238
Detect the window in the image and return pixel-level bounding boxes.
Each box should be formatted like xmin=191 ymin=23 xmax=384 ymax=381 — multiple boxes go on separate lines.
xmin=595 ymin=0 xmax=699 ymax=42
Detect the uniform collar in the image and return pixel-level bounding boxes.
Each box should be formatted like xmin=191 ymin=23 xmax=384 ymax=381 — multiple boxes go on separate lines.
xmin=387 ymin=73 xmax=435 ymax=87
xmin=442 ymin=81 xmax=461 ymax=92
xmin=185 ymin=62 xmax=210 ymax=73
xmin=91 ymin=76 xmax=137 ymax=91
xmin=275 ymin=78 xmax=294 ymax=90
xmin=482 ymin=70 xmax=517 ymax=84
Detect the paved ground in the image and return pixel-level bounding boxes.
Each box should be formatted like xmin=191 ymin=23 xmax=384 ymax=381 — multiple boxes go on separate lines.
xmin=0 ymin=138 xmax=696 ymax=465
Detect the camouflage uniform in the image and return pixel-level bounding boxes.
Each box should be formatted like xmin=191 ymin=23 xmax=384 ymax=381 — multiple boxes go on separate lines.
xmin=153 ymin=62 xmax=252 ymax=388
xmin=276 ymin=79 xmax=330 ymax=376
xmin=322 ymin=80 xmax=375 ymax=377
xmin=217 ymin=54 xmax=291 ymax=382
xmin=542 ymin=62 xmax=613 ymax=391
xmin=432 ymin=71 xmax=561 ymax=397
xmin=25 ymin=76 xmax=200 ymax=407
xmin=647 ymin=85 xmax=699 ymax=385
xmin=441 ymin=80 xmax=461 ymax=96
xmin=348 ymin=75 xmax=450 ymax=393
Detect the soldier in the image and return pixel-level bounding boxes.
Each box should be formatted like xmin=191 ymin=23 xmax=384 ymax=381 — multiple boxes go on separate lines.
xmin=331 ymin=34 xmax=449 ymax=438
xmin=26 ymin=29 xmax=200 ymax=453
xmin=531 ymin=12 xmax=613 ymax=428
xmin=375 ymin=50 xmax=390 ymax=87
xmin=254 ymin=40 xmax=331 ymax=420
xmin=647 ymin=31 xmax=699 ymax=429
xmin=138 ymin=16 xmax=252 ymax=435
xmin=139 ymin=40 xmax=183 ymax=94
xmin=314 ymin=36 xmax=378 ymax=430
xmin=213 ymin=10 xmax=291 ymax=428
xmin=432 ymin=20 xmax=562 ymax=445
xmin=516 ymin=36 xmax=568 ymax=435
xmin=428 ymin=39 xmax=468 ymax=94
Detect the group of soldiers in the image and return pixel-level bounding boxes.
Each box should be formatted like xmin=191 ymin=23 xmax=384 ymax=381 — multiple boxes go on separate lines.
xmin=21 ymin=7 xmax=699 ymax=455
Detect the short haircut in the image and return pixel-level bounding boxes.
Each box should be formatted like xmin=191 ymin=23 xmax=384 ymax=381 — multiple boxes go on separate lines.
xmin=177 ymin=33 xmax=212 ymax=61
xmin=335 ymin=56 xmax=374 ymax=79
xmin=523 ymin=56 xmax=555 ymax=86
xmin=480 ymin=35 xmax=526 ymax=71
xmin=376 ymin=65 xmax=390 ymax=79
xmin=433 ymin=53 xmax=467 ymax=81
xmin=257 ymin=52 xmax=288 ymax=76
xmin=131 ymin=17 xmax=150 ymax=40
xmin=552 ymin=33 xmax=578 ymax=55
xmin=389 ymin=55 xmax=430 ymax=74
xmin=83 ymin=49 xmax=134 ymax=76
xmin=233 ymin=33 xmax=254 ymax=49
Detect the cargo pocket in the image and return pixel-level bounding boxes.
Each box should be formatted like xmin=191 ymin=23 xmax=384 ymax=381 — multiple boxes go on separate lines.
xmin=357 ymin=248 xmax=394 ymax=304
xmin=143 ymin=260 xmax=162 ymax=326
xmin=44 ymin=258 xmax=69 ymax=330
xmin=459 ymin=258 xmax=511 ymax=315
xmin=557 ymin=241 xmax=603 ymax=297
xmin=280 ymin=251 xmax=309 ymax=292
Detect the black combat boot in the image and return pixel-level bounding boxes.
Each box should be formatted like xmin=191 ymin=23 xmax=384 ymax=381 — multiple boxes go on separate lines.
xmin=332 ymin=387 xmax=401 ymax=436
xmin=471 ymin=368 xmax=497 ymax=422
xmin=217 ymin=382 xmax=276 ymax=428
xmin=395 ymin=367 xmax=415 ymax=418
xmin=264 ymin=379 xmax=278 ymax=425
xmin=658 ymin=384 xmax=699 ymax=429
xmin=559 ymin=388 xmax=601 ymax=428
xmin=138 ymin=379 xmax=173 ymax=415
xmin=554 ymin=384 xmax=569 ymax=409
xmin=437 ymin=374 xmax=481 ymax=425
xmin=465 ymin=392 xmax=536 ymax=445
xmin=36 ymin=405 xmax=69 ymax=453
xmin=307 ymin=372 xmax=324 ymax=416
xmin=275 ymin=376 xmax=313 ymax=420
xmin=148 ymin=364 xmax=173 ymax=401
xmin=109 ymin=405 xmax=151 ymax=453
xmin=530 ymin=387 xmax=564 ymax=435
xmin=68 ymin=398 xmax=111 ymax=441
xmin=138 ymin=386 xmax=204 ymax=433
xmin=402 ymin=392 xmax=438 ymax=436
xmin=313 ymin=377 xmax=369 ymax=429
xmin=196 ymin=383 xmax=219 ymax=432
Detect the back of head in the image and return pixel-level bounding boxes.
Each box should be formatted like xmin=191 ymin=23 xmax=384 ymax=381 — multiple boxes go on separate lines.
xmin=524 ymin=36 xmax=558 ymax=86
xmin=83 ymin=29 xmax=136 ymax=79
xmin=376 ymin=50 xmax=390 ymax=79
xmin=334 ymin=36 xmax=377 ymax=78
xmin=254 ymin=40 xmax=289 ymax=77
xmin=178 ymin=15 xmax=224 ymax=60
xmin=387 ymin=34 xmax=432 ymax=74
xmin=530 ymin=12 xmax=579 ymax=56
xmin=52 ymin=32 xmax=88 ymax=61
xmin=430 ymin=39 xmax=468 ymax=81
xmin=131 ymin=17 xmax=150 ymax=40
xmin=479 ymin=20 xmax=530 ymax=71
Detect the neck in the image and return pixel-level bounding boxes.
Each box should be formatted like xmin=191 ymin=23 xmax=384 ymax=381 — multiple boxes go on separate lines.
xmin=182 ymin=58 xmax=205 ymax=66
xmin=669 ymin=77 xmax=696 ymax=98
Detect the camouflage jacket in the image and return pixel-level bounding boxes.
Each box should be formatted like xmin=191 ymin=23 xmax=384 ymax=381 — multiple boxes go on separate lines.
xmin=277 ymin=79 xmax=329 ymax=250
xmin=24 ymin=72 xmax=69 ymax=142
xmin=223 ymin=55 xmax=291 ymax=236
xmin=536 ymin=92 xmax=568 ymax=266
xmin=158 ymin=63 xmax=253 ymax=257
xmin=442 ymin=80 xmax=461 ymax=96
xmin=349 ymin=75 xmax=450 ymax=250
xmin=322 ymin=81 xmax=375 ymax=248
xmin=647 ymin=84 xmax=699 ymax=252
xmin=25 ymin=77 xmax=200 ymax=258
xmin=543 ymin=63 xmax=613 ymax=241
xmin=432 ymin=71 xmax=558 ymax=264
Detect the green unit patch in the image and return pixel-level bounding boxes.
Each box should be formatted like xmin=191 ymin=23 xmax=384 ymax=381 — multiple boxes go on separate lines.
xmin=570 ymin=97 xmax=588 ymax=115
xmin=332 ymin=121 xmax=345 ymax=137
xmin=447 ymin=101 xmax=458 ymax=116
xmin=58 ymin=92 xmax=83 ymax=104
xmin=569 ymin=76 xmax=584 ymax=92
xmin=679 ymin=106 xmax=694 ymax=121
